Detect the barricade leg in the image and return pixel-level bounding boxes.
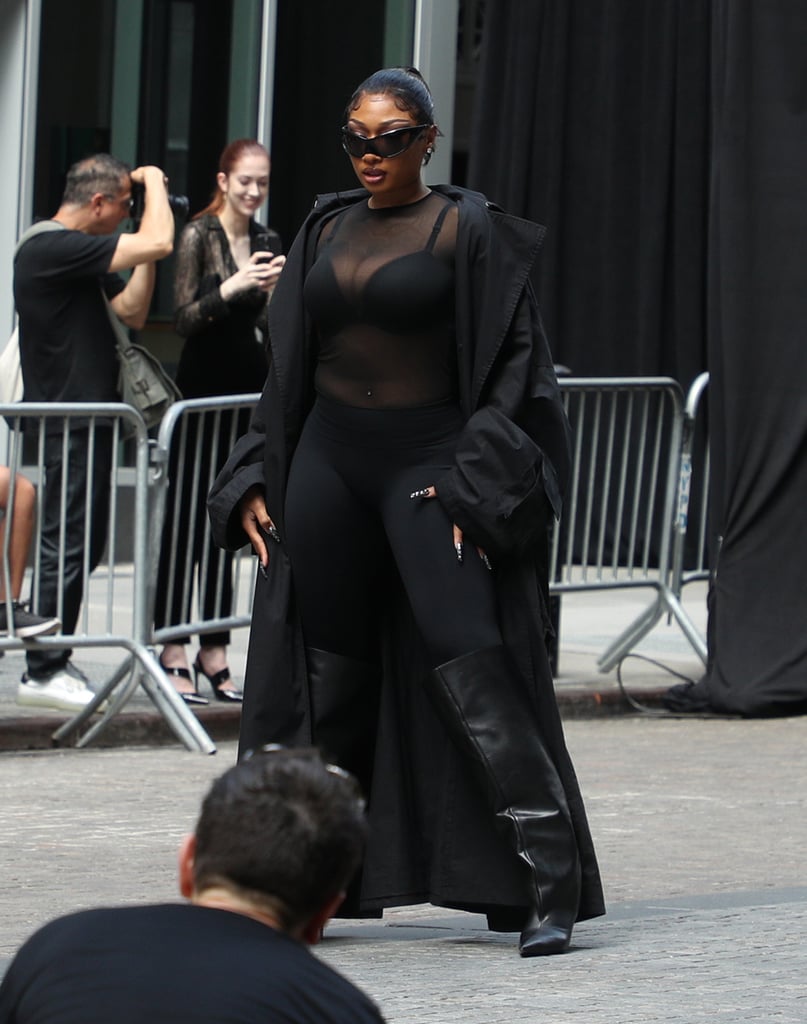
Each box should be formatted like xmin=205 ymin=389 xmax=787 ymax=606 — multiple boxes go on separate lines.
xmin=52 ymin=644 xmax=217 ymax=753
xmin=596 ymin=585 xmax=708 ymax=673
xmin=130 ymin=647 xmax=217 ymax=753
xmin=51 ymin=655 xmax=133 ymax=744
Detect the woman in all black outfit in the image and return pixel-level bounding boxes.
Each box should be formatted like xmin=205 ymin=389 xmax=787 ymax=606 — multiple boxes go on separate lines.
xmin=210 ymin=70 xmax=604 ymax=955
xmin=155 ymin=139 xmax=284 ymax=704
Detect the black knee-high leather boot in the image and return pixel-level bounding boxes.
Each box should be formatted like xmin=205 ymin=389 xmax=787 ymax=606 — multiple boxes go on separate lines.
xmin=306 ymin=647 xmax=380 ymax=793
xmin=430 ymin=645 xmax=581 ymax=956
xmin=306 ymin=647 xmax=382 ymax=919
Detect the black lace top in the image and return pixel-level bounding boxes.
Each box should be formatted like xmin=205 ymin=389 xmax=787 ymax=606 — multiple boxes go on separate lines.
xmin=172 ymin=214 xmax=281 ymax=398
xmin=303 ymin=191 xmax=458 ymax=408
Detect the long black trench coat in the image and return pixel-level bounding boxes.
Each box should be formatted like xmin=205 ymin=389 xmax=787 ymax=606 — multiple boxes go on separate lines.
xmin=209 ymin=185 xmax=605 ymax=924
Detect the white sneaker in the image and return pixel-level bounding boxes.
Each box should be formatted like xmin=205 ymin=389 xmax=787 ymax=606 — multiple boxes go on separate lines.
xmin=17 ymin=662 xmax=98 ymax=713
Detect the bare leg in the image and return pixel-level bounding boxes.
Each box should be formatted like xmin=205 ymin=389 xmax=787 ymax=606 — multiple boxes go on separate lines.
xmin=159 ymin=641 xmax=193 ymax=694
xmin=0 ymin=468 xmax=36 ymax=601
xmin=196 ymin=643 xmax=241 ymax=701
xmin=197 ymin=644 xmax=227 ymax=675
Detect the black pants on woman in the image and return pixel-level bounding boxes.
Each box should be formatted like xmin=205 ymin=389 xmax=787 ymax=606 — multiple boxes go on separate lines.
xmin=284 ymin=394 xmax=581 ymax=955
xmin=284 ymin=395 xmax=501 ymax=665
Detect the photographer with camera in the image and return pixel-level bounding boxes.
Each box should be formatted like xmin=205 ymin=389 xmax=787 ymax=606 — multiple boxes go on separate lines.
xmin=154 ymin=139 xmax=284 ymax=705
xmin=13 ymin=155 xmax=174 ymax=711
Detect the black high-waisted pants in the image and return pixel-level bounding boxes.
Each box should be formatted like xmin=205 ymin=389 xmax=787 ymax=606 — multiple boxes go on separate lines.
xmin=284 ymin=395 xmax=502 ymax=666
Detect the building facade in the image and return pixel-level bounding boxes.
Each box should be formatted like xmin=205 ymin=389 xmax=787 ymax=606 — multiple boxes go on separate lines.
xmin=1 ymin=0 xmax=485 ymax=363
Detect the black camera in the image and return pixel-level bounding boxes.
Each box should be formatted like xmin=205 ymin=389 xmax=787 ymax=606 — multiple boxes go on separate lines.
xmin=130 ymin=182 xmax=190 ymax=226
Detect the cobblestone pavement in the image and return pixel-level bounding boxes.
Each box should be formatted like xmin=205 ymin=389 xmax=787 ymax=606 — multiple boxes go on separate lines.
xmin=2 ymin=713 xmax=805 ymax=1022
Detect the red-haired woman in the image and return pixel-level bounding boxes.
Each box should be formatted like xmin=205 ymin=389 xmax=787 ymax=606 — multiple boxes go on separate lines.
xmin=155 ymin=140 xmax=285 ymax=704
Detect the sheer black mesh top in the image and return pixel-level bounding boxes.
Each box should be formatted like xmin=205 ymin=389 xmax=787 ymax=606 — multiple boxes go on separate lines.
xmin=303 ymin=191 xmax=458 ymax=408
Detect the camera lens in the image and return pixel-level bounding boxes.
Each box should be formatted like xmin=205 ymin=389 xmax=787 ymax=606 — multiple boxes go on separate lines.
xmin=128 ymin=184 xmax=189 ymax=225
xmin=168 ymin=194 xmax=190 ymax=217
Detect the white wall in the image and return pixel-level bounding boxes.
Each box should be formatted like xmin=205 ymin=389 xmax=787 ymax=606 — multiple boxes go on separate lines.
xmin=414 ymin=0 xmax=459 ymax=187
xmin=0 ymin=0 xmax=40 ymax=339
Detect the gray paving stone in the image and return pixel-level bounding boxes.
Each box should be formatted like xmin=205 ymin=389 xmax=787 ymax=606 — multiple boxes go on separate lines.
xmin=1 ymin=712 xmax=805 ymax=1022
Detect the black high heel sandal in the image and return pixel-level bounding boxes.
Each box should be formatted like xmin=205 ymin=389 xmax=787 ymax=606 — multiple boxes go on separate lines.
xmin=193 ymin=657 xmax=243 ymax=703
xmin=159 ymin=656 xmax=208 ymax=706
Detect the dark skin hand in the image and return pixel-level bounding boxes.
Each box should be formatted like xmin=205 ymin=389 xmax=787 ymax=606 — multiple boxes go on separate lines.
xmin=239 ymin=482 xmax=490 ymax=571
xmin=239 ymin=484 xmax=279 ymax=569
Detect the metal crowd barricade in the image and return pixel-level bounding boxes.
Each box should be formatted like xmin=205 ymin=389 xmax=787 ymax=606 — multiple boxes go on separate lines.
xmin=0 ymin=402 xmax=216 ymax=753
xmin=551 ymin=377 xmax=708 ymax=671
xmin=3 ymin=383 xmax=711 ymax=745
xmin=147 ymin=395 xmax=260 ymax=679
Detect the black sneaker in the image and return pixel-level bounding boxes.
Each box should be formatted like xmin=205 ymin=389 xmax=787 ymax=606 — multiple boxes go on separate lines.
xmin=0 ymin=601 xmax=62 ymax=639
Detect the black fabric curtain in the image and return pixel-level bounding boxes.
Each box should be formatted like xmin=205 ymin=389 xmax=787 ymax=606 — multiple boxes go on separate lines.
xmin=469 ymin=0 xmax=807 ymax=714
xmin=468 ymin=0 xmax=711 ymax=386
xmin=698 ymin=1 xmax=807 ymax=714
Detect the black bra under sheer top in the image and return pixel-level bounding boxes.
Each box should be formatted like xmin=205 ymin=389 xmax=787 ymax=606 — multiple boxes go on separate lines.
xmin=303 ymin=191 xmax=458 ymax=409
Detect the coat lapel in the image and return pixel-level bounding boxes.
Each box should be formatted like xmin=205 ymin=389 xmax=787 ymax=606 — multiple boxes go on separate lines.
xmin=432 ymin=186 xmax=546 ymax=413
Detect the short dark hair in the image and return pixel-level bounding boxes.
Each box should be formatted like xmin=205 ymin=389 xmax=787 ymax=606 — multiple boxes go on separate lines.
xmin=193 ymin=748 xmax=368 ymax=930
xmin=61 ymin=154 xmax=131 ymax=207
xmin=344 ymin=66 xmax=436 ymax=126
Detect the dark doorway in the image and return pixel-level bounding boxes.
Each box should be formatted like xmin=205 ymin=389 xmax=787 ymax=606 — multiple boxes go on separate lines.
xmin=33 ymin=0 xmax=116 ymax=219
xmin=269 ymin=0 xmax=387 ymax=245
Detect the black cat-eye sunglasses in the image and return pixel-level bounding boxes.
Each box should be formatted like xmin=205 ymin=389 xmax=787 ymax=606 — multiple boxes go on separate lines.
xmin=340 ymin=123 xmax=431 ymax=159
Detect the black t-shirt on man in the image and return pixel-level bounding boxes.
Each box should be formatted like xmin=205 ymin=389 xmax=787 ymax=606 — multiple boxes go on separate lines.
xmin=13 ymin=226 xmax=124 ymax=404
xmin=0 ymin=904 xmax=385 ymax=1024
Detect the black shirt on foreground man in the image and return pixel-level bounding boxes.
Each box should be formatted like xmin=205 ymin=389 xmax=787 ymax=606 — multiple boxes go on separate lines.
xmin=0 ymin=749 xmax=385 ymax=1024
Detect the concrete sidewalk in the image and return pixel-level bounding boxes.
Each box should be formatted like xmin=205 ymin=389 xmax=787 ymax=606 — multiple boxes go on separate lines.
xmin=0 ymin=582 xmax=711 ymax=750
xmin=2 ymin=581 xmax=806 ymax=1022
xmin=1 ymin=715 xmax=805 ymax=1022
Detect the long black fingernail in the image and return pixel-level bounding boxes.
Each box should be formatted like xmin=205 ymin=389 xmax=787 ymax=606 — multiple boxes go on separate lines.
xmin=410 ymin=488 xmax=430 ymax=499
xmin=455 ymin=542 xmax=463 ymax=564
xmin=258 ymin=562 xmax=269 ymax=579
xmin=481 ymin=553 xmax=493 ymax=572
xmin=268 ymin=526 xmax=281 ymax=543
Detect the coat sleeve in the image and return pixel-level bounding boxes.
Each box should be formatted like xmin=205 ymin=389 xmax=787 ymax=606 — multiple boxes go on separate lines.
xmin=207 ymin=384 xmax=270 ymax=551
xmin=435 ymin=287 xmax=571 ymax=559
xmin=173 ymin=222 xmax=232 ymax=337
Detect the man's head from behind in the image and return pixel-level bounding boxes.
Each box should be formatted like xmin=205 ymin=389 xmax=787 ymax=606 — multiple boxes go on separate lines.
xmin=184 ymin=748 xmax=368 ymax=939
